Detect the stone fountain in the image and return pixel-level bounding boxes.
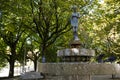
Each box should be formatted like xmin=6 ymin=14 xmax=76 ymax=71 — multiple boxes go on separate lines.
xmin=57 ymin=5 xmax=95 ymax=63
xmin=38 ymin=6 xmax=120 ymax=80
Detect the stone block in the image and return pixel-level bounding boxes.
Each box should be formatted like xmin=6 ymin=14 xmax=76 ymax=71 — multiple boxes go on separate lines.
xmin=38 ymin=63 xmax=120 ymax=75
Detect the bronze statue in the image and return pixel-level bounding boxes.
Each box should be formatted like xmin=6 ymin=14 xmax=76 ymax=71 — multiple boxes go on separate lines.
xmin=70 ymin=5 xmax=80 ymax=40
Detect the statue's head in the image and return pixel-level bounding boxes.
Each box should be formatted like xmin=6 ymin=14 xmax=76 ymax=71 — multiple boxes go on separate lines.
xmin=71 ymin=5 xmax=77 ymax=12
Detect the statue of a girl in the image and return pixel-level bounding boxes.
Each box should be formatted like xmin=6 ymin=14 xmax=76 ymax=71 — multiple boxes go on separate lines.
xmin=70 ymin=5 xmax=80 ymax=40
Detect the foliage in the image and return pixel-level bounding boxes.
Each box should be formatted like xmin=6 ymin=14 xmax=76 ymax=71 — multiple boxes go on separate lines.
xmin=86 ymin=0 xmax=120 ymax=60
xmin=0 ymin=39 xmax=7 ymax=69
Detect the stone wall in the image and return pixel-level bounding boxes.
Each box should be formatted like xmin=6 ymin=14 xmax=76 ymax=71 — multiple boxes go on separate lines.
xmin=38 ymin=63 xmax=120 ymax=80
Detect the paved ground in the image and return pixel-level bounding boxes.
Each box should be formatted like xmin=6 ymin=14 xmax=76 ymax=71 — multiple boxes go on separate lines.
xmin=92 ymin=75 xmax=120 ymax=80
xmin=1 ymin=75 xmax=120 ymax=80
xmin=0 ymin=63 xmax=34 ymax=77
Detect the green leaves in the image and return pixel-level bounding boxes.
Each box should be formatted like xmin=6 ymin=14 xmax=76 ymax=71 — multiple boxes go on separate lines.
xmin=0 ymin=0 xmax=120 ymax=65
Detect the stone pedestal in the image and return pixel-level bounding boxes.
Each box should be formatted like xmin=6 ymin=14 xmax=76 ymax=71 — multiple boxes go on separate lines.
xmin=57 ymin=48 xmax=95 ymax=62
xmin=69 ymin=40 xmax=81 ymax=48
xmin=57 ymin=40 xmax=95 ymax=62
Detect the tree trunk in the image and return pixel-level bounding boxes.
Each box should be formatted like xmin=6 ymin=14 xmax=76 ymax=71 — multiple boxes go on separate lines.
xmin=8 ymin=45 xmax=16 ymax=78
xmin=34 ymin=60 xmax=37 ymax=71
xmin=8 ymin=55 xmax=15 ymax=78
xmin=34 ymin=56 xmax=38 ymax=71
xmin=41 ymin=45 xmax=46 ymax=63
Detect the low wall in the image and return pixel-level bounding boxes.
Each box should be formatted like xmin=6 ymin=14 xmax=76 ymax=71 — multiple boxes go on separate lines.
xmin=38 ymin=63 xmax=120 ymax=80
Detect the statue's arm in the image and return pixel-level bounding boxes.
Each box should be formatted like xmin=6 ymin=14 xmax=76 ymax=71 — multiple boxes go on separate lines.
xmin=77 ymin=12 xmax=81 ymax=18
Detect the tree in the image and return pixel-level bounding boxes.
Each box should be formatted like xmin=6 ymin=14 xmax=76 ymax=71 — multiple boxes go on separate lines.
xmin=84 ymin=0 xmax=120 ymax=59
xmin=25 ymin=36 xmax=40 ymax=71
xmin=0 ymin=0 xmax=27 ymax=77
xmin=29 ymin=0 xmax=71 ymax=62
xmin=0 ymin=20 xmax=24 ymax=77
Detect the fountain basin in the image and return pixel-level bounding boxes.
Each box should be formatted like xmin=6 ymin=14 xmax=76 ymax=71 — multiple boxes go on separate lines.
xmin=38 ymin=63 xmax=120 ymax=80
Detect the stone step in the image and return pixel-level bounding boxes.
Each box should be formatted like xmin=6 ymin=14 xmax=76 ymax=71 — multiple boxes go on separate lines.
xmin=20 ymin=72 xmax=44 ymax=80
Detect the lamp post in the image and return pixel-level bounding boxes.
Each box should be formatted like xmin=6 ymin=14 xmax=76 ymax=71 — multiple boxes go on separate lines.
xmin=22 ymin=38 xmax=32 ymax=73
xmin=26 ymin=38 xmax=32 ymax=71
xmin=0 ymin=12 xmax=1 ymax=18
xmin=22 ymin=44 xmax=26 ymax=73
xmin=0 ymin=11 xmax=2 ymax=21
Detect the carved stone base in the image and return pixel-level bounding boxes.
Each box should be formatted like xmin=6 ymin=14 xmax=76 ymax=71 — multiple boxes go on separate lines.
xmin=57 ymin=48 xmax=95 ymax=62
xmin=69 ymin=40 xmax=81 ymax=48
xmin=60 ymin=56 xmax=92 ymax=62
